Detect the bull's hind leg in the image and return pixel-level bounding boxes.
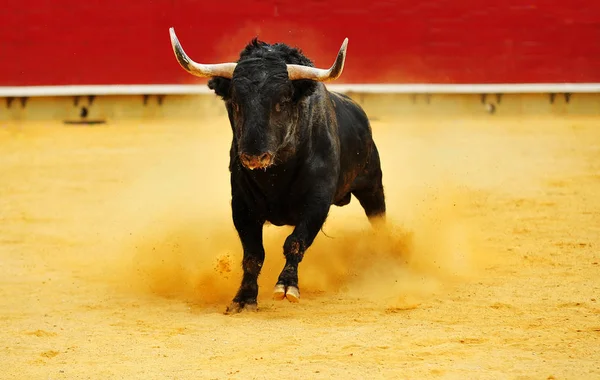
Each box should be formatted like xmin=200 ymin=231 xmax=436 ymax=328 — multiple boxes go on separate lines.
xmin=352 ymin=145 xmax=386 ymax=226
xmin=353 ymin=182 xmax=386 ymax=227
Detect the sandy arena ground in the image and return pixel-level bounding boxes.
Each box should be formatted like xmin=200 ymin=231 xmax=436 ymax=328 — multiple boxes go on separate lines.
xmin=0 ymin=113 xmax=599 ymax=379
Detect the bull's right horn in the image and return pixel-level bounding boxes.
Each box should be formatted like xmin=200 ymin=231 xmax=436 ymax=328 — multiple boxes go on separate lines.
xmin=169 ymin=27 xmax=237 ymax=79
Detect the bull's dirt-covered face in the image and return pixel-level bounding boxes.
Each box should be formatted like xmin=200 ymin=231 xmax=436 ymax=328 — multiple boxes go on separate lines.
xmin=168 ymin=29 xmax=348 ymax=170
xmin=207 ymin=46 xmax=323 ymax=170
xmin=226 ymin=58 xmax=307 ymax=170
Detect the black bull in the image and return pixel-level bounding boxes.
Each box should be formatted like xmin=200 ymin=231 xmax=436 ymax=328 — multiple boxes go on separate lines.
xmin=169 ymin=28 xmax=386 ymax=313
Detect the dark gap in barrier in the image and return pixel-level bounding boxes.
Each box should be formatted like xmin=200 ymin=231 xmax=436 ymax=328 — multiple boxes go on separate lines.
xmin=3 ymin=97 xmax=28 ymax=109
xmin=142 ymin=94 xmax=166 ymax=105
xmin=549 ymin=93 xmax=573 ymax=104
xmin=481 ymin=93 xmax=499 ymax=114
xmin=64 ymin=94 xmax=106 ymax=125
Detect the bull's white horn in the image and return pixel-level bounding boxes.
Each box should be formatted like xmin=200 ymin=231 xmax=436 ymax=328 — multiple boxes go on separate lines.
xmin=169 ymin=27 xmax=237 ymax=79
xmin=286 ymin=38 xmax=349 ymax=82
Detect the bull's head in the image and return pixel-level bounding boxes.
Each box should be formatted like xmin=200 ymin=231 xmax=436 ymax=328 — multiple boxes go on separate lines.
xmin=169 ymin=27 xmax=348 ymax=170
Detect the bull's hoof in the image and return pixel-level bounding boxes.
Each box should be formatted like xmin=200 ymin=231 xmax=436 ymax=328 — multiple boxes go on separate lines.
xmin=285 ymin=286 xmax=300 ymax=303
xmin=224 ymin=301 xmax=257 ymax=315
xmin=273 ymin=284 xmax=286 ymax=300
xmin=272 ymin=284 xmax=300 ymax=303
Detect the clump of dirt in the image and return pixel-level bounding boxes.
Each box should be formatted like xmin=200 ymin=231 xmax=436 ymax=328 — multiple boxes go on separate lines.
xmin=215 ymin=253 xmax=233 ymax=277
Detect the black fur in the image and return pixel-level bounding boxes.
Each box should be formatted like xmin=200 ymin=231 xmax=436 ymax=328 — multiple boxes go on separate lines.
xmin=208 ymin=38 xmax=386 ymax=313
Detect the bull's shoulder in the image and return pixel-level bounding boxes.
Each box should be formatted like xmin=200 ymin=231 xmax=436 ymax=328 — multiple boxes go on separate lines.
xmin=330 ymin=91 xmax=361 ymax=108
xmin=327 ymin=91 xmax=370 ymax=129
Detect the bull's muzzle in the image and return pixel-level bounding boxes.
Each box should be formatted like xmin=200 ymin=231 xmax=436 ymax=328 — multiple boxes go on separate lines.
xmin=240 ymin=152 xmax=274 ymax=170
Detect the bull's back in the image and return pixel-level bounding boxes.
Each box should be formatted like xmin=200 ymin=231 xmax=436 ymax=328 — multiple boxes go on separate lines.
xmin=329 ymin=92 xmax=374 ymax=201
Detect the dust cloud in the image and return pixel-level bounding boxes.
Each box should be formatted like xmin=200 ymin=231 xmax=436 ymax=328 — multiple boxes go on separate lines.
xmin=96 ymin=120 xmax=486 ymax=310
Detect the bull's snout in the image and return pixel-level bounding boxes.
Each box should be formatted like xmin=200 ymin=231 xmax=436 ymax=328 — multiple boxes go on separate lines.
xmin=240 ymin=152 xmax=273 ymax=170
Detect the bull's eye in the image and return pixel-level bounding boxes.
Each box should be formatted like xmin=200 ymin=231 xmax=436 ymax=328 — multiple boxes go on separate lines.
xmin=232 ymin=102 xmax=239 ymax=112
xmin=275 ymin=103 xmax=281 ymax=113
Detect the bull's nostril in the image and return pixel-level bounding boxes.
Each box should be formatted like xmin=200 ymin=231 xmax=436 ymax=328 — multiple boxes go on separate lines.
xmin=240 ymin=153 xmax=251 ymax=164
xmin=259 ymin=153 xmax=271 ymax=164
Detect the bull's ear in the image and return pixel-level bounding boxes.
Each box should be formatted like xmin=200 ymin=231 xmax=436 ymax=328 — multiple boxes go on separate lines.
xmin=208 ymin=77 xmax=232 ymax=100
xmin=292 ymin=79 xmax=318 ymax=102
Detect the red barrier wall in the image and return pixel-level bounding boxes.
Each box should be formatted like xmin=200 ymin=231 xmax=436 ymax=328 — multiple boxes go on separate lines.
xmin=2 ymin=1 xmax=599 ymax=87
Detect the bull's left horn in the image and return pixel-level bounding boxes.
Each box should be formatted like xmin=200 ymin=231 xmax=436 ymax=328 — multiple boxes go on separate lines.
xmin=286 ymin=38 xmax=348 ymax=82
xmin=169 ymin=27 xmax=237 ymax=79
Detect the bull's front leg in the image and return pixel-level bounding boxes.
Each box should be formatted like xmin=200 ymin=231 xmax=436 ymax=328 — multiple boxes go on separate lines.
xmin=225 ymin=193 xmax=265 ymax=314
xmin=273 ymin=196 xmax=332 ymax=303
